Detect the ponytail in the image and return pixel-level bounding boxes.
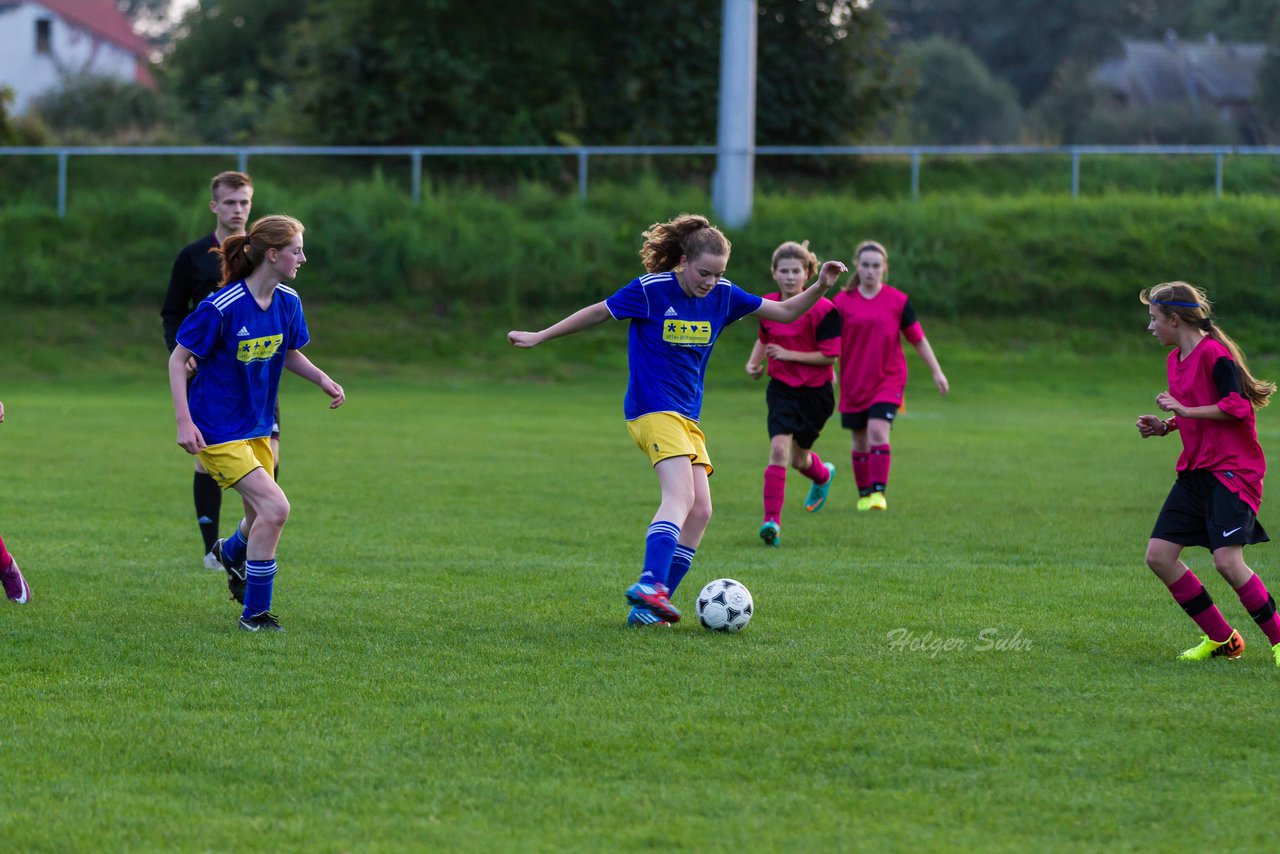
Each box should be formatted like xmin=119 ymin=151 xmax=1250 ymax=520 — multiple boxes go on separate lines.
xmin=639 ymin=214 xmax=731 ymax=274
xmin=214 ymin=214 xmax=305 ymax=286
xmin=1141 ymin=281 xmax=1275 ymax=408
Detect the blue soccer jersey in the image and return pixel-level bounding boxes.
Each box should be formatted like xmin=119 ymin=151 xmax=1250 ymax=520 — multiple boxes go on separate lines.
xmin=176 ymin=281 xmax=310 ymax=445
xmin=605 ymin=272 xmax=763 ymax=421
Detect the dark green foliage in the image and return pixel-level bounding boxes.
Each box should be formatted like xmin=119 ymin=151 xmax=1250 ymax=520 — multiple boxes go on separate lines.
xmin=159 ymin=0 xmax=904 ymax=147
xmin=160 ymin=0 xmax=301 ymax=143
xmin=7 ymin=175 xmax=1280 ymax=355
xmin=895 ymin=37 xmax=1023 ymax=144
xmin=875 ymin=0 xmax=1131 ymax=105
xmin=27 ymin=76 xmax=168 ymax=143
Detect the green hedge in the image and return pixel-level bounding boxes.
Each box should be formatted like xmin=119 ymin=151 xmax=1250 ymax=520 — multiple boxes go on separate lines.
xmin=5 ymin=176 xmax=1280 ymax=349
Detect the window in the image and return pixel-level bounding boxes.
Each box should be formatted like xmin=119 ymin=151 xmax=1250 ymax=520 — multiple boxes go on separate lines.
xmin=35 ymin=18 xmax=51 ymax=54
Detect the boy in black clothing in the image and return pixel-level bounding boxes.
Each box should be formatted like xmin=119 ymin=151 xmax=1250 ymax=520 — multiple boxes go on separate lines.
xmin=161 ymin=171 xmax=266 ymax=569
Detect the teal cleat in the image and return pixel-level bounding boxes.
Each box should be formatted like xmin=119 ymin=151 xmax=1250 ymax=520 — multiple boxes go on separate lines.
xmin=758 ymin=521 xmax=780 ymax=547
xmin=805 ymin=462 xmax=836 ymax=513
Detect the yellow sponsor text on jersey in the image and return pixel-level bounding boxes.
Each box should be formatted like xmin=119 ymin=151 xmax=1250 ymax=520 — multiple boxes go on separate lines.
xmin=662 ymin=319 xmax=712 ymax=346
xmin=236 ymin=334 xmax=284 ymax=363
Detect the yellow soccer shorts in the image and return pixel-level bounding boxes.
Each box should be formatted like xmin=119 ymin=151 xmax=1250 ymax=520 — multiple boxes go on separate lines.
xmin=626 ymin=411 xmax=713 ymax=475
xmin=197 ymin=437 xmax=275 ymax=489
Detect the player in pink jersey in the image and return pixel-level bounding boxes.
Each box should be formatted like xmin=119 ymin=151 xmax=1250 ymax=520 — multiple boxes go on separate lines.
xmin=0 ymin=400 xmax=32 ymax=604
xmin=1137 ymin=282 xmax=1280 ymax=667
xmin=745 ymin=241 xmax=842 ymax=546
xmin=831 ymin=241 xmax=948 ymax=511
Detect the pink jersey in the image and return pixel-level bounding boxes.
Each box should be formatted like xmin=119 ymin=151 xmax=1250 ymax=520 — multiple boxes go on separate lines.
xmin=1167 ymin=336 xmax=1266 ymax=510
xmin=758 ymin=293 xmax=841 ymax=388
xmin=832 ymin=284 xmax=924 ymax=413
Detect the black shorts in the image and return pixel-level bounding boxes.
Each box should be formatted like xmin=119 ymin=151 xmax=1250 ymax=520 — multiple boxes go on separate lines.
xmin=1151 ymin=470 xmax=1269 ymax=552
xmin=766 ymin=379 xmax=834 ymax=449
xmin=271 ymin=399 xmax=281 ymax=439
xmin=841 ymin=403 xmax=899 ymax=432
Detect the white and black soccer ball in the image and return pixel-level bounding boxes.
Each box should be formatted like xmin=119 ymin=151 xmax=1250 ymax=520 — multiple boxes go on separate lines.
xmin=695 ymin=578 xmax=753 ymax=632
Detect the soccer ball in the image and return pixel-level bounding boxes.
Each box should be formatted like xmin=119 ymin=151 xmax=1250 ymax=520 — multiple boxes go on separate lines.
xmin=695 ymin=578 xmax=753 ymax=632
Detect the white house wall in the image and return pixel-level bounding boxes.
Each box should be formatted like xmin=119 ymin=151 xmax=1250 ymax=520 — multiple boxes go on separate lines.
xmin=0 ymin=2 xmax=139 ymax=114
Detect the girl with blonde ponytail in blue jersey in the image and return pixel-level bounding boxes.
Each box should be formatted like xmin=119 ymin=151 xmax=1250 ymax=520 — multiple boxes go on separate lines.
xmin=509 ymin=214 xmax=847 ymax=627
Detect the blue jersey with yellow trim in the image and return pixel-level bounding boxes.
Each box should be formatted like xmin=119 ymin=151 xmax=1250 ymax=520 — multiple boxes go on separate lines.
xmin=176 ymin=281 xmax=310 ymax=445
xmin=605 ymin=271 xmax=762 ymax=421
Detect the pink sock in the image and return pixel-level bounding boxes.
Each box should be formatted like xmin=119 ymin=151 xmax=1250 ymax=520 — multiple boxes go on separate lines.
xmin=0 ymin=534 xmax=9 ymax=570
xmin=1168 ymin=570 xmax=1234 ymax=642
xmin=869 ymin=444 xmax=892 ymax=492
xmin=851 ymin=451 xmax=871 ymax=492
xmin=800 ymin=451 xmax=829 ymax=484
xmin=762 ymin=465 xmax=786 ymax=524
xmin=1235 ymin=574 xmax=1280 ymax=646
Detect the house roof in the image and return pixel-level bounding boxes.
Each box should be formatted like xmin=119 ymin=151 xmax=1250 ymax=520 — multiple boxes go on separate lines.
xmin=1093 ymin=36 xmax=1266 ymax=106
xmin=24 ymin=0 xmax=150 ymax=56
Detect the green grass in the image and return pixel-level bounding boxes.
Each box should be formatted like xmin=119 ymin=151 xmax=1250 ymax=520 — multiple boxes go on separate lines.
xmin=3 ymin=333 xmax=1280 ymax=851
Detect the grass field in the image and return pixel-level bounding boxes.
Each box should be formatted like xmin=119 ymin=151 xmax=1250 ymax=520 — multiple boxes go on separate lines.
xmin=3 ymin=334 xmax=1280 ymax=851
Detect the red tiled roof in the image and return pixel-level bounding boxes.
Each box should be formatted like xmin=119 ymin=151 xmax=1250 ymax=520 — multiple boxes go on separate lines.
xmin=31 ymin=0 xmax=150 ymax=56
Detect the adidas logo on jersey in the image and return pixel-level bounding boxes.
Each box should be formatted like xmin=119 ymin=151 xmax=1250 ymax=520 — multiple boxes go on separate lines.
xmin=236 ymin=326 xmax=251 ymax=337
xmin=664 ymin=307 xmax=678 ymax=317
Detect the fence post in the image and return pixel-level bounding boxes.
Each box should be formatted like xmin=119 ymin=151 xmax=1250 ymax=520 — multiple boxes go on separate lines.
xmin=412 ymin=151 xmax=422 ymax=205
xmin=910 ymin=149 xmax=920 ymax=201
xmin=578 ymin=149 xmax=588 ymax=199
xmin=1071 ymin=148 xmax=1080 ymax=199
xmin=1215 ymin=152 xmax=1223 ymax=199
xmin=57 ymin=150 xmax=68 ymax=218
xmin=238 ymin=150 xmax=248 ymax=172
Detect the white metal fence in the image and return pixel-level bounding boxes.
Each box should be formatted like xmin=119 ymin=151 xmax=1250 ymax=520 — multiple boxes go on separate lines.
xmin=3 ymin=144 xmax=1279 ymax=217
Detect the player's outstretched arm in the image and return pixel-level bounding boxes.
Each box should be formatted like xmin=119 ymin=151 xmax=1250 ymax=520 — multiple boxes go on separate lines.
xmin=755 ymin=261 xmax=847 ymax=324
xmin=508 ymin=301 xmax=612 ymax=349
xmin=285 ymin=350 xmax=345 ymax=409
xmin=168 ymin=345 xmax=205 ymax=454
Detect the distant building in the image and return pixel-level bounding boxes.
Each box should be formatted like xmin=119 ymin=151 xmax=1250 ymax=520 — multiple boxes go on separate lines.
xmin=0 ymin=0 xmax=154 ymax=114
xmin=1093 ymin=31 xmax=1267 ymax=142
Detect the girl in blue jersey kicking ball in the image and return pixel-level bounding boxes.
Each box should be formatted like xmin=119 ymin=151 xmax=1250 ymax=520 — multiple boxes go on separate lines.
xmin=168 ymin=215 xmax=345 ymax=632
xmin=509 ymin=214 xmax=846 ymax=627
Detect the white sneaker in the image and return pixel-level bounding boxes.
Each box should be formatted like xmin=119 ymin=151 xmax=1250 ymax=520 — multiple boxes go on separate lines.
xmin=203 ymin=551 xmax=222 ymax=571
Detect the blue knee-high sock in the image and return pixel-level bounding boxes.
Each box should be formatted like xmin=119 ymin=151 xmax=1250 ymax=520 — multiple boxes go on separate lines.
xmin=222 ymin=524 xmax=248 ymax=566
xmin=243 ymin=559 xmax=278 ymax=617
xmin=667 ymin=545 xmax=697 ymax=596
xmin=639 ymin=521 xmax=680 ymax=587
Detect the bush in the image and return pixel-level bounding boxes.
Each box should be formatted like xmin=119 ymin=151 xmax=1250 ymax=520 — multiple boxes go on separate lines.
xmin=28 ymin=75 xmax=176 ymax=144
xmin=5 ymin=178 xmax=1280 ymax=353
xmin=893 ymin=37 xmax=1023 ymax=144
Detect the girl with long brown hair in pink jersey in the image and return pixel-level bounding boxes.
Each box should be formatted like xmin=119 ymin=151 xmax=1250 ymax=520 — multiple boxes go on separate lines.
xmin=831 ymin=241 xmax=948 ymax=512
xmin=1137 ymin=281 xmax=1280 ymax=666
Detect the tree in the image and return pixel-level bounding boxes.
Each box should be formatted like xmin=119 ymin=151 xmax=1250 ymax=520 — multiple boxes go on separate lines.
xmin=874 ymin=0 xmax=1193 ymax=105
xmin=118 ymin=0 xmax=178 ymax=45
xmin=896 ymin=37 xmax=1022 ymax=143
xmin=160 ymin=0 xmax=906 ymax=146
xmin=160 ymin=0 xmax=304 ymax=143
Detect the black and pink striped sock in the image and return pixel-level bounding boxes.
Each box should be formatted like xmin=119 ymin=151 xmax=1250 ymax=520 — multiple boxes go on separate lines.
xmin=1168 ymin=570 xmax=1234 ymax=642
xmin=869 ymin=444 xmax=892 ymax=493
xmin=1235 ymin=574 xmax=1280 ymax=646
xmin=851 ymin=451 xmax=871 ymax=495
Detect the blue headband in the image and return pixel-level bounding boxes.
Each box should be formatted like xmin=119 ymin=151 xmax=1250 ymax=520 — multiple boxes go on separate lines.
xmin=1152 ymin=299 xmax=1200 ymax=308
